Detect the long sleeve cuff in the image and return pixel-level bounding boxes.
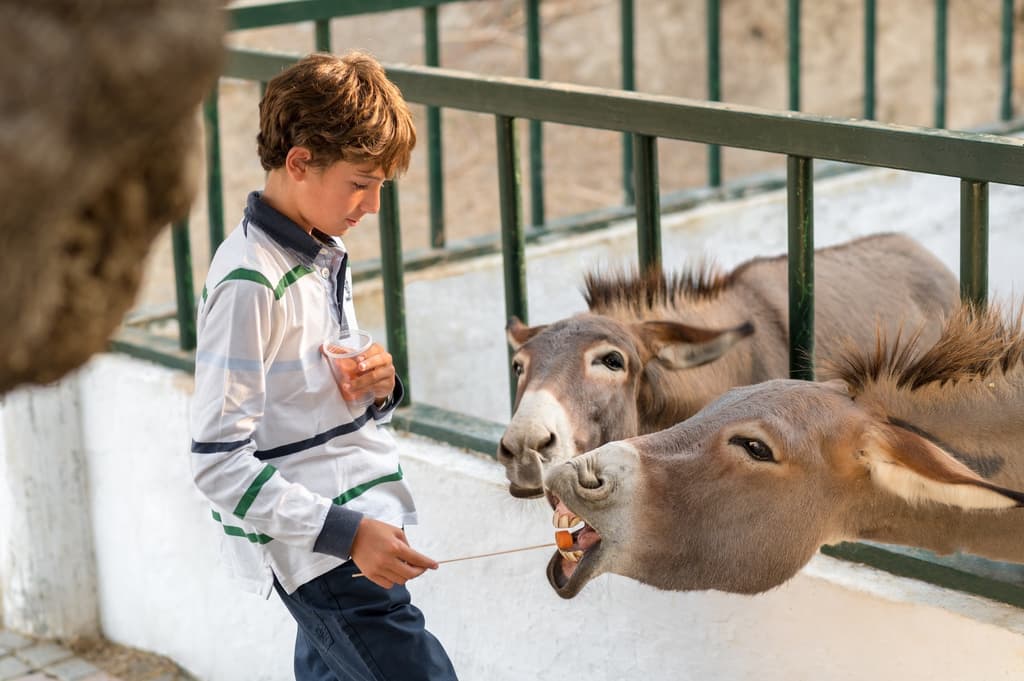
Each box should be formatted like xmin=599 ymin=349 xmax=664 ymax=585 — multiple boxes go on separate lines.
xmin=313 ymin=504 xmax=364 ymax=559
xmin=370 ymin=376 xmax=405 ymax=422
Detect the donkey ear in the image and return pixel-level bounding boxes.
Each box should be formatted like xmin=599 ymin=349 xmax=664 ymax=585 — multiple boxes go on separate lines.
xmin=638 ymin=320 xmax=755 ymax=369
xmin=507 ymin=317 xmax=547 ymax=350
xmin=863 ymin=422 xmax=1024 ymax=510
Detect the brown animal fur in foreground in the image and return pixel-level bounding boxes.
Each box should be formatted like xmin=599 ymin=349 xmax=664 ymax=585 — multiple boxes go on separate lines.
xmin=0 ymin=1 xmax=224 ymax=394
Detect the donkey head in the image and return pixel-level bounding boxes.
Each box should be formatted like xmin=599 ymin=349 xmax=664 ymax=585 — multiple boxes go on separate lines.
xmin=542 ymin=378 xmax=1024 ymax=598
xmin=497 ymin=313 xmax=754 ymax=498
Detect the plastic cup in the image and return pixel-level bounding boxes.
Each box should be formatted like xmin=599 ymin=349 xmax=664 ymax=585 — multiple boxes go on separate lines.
xmin=323 ymin=329 xmax=374 ymax=411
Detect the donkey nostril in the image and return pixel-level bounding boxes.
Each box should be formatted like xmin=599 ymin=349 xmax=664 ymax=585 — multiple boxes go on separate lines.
xmin=497 ymin=441 xmax=514 ymax=460
xmin=538 ymin=432 xmax=557 ymax=458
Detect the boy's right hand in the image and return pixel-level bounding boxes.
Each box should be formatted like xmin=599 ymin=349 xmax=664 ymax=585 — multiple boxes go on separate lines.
xmin=350 ymin=517 xmax=439 ymax=589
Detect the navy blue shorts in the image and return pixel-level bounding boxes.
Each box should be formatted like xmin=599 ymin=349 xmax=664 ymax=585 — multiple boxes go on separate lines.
xmin=274 ymin=561 xmax=458 ymax=681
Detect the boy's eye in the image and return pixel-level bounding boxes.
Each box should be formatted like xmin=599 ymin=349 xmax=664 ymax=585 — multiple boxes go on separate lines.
xmin=352 ymin=183 xmax=369 ymax=191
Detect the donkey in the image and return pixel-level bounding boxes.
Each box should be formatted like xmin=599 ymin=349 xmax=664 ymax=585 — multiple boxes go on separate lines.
xmin=500 ymin=232 xmax=960 ymax=497
xmin=542 ymin=302 xmax=1024 ymax=598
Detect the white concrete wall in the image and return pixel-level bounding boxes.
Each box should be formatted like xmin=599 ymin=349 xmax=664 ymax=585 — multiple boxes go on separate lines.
xmin=3 ymin=166 xmax=1024 ymax=679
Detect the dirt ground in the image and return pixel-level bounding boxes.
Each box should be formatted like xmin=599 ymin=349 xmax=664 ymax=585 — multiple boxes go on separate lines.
xmin=69 ymin=637 xmax=196 ymax=681
xmin=133 ymin=0 xmax=1024 ymax=313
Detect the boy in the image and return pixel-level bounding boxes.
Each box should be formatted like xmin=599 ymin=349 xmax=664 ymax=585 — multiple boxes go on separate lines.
xmin=189 ymin=51 xmax=458 ymax=681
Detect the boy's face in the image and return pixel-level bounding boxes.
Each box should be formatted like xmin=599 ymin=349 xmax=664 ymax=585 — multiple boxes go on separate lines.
xmin=292 ymin=154 xmax=386 ymax=238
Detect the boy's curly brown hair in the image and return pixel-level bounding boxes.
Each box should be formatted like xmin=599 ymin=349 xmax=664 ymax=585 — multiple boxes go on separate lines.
xmin=257 ymin=51 xmax=416 ymax=177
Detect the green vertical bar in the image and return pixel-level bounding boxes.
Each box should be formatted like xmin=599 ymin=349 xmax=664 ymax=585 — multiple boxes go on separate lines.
xmin=864 ymin=0 xmax=876 ymax=120
xmin=633 ymin=134 xmax=662 ymax=272
xmin=379 ymin=181 xmax=412 ymax=402
xmin=525 ymin=0 xmax=545 ymax=229
xmin=424 ymin=5 xmax=445 ymax=248
xmin=621 ymin=0 xmax=636 ymax=206
xmin=959 ymin=179 xmax=989 ymax=306
xmin=204 ymin=84 xmax=225 ymax=253
xmin=496 ymin=115 xmax=527 ymax=409
xmin=1002 ymin=0 xmax=1014 ymax=121
xmin=935 ymin=0 xmax=948 ymax=128
xmin=787 ymin=156 xmax=814 ymax=381
xmin=172 ymin=219 xmax=197 ymax=351
xmin=707 ymin=0 xmax=722 ymax=186
xmin=788 ymin=0 xmax=801 ymax=111
xmin=259 ymin=81 xmax=267 ymax=100
xmin=315 ymin=18 xmax=331 ymax=52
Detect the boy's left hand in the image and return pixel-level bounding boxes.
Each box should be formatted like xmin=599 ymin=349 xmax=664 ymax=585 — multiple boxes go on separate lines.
xmin=346 ymin=342 xmax=396 ymax=405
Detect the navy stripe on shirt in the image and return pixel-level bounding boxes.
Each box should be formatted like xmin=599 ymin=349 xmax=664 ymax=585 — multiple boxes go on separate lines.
xmin=254 ymin=409 xmax=373 ymax=461
xmin=192 ymin=438 xmax=252 ymax=454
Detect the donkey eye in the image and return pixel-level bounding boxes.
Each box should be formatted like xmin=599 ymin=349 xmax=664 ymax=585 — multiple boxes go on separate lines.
xmin=597 ymin=351 xmax=625 ymax=371
xmin=729 ymin=436 xmax=775 ymax=462
xmin=511 ymin=360 xmax=524 ymax=377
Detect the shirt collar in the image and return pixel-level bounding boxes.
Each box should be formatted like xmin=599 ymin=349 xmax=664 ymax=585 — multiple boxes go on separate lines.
xmin=244 ymin=191 xmax=341 ymax=266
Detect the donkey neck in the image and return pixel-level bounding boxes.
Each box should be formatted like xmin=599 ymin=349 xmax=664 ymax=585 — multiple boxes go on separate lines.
xmin=849 ymin=492 xmax=1024 ymax=565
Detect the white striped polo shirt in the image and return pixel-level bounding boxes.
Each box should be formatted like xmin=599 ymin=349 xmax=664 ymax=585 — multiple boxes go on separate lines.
xmin=190 ymin=191 xmax=416 ymax=597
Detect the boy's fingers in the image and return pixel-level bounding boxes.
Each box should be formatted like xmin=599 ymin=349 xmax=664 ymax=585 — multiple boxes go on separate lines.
xmin=357 ymin=355 xmax=394 ymax=374
xmin=390 ymin=562 xmax=427 ymax=583
xmin=397 ymin=545 xmax=439 ymax=570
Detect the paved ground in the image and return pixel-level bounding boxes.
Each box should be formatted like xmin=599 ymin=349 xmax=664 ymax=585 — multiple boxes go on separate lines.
xmin=0 ymin=629 xmax=194 ymax=681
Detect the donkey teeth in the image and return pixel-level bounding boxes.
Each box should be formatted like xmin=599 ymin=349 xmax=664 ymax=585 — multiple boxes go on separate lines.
xmin=551 ymin=511 xmax=583 ymax=530
xmin=559 ymin=549 xmax=584 ymax=563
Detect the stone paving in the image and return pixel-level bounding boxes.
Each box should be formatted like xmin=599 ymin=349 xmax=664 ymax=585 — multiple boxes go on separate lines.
xmin=0 ymin=628 xmax=192 ymax=681
xmin=0 ymin=630 xmax=114 ymax=681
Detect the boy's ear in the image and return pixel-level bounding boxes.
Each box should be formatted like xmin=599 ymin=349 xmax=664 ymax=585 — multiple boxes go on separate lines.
xmin=284 ymin=146 xmax=314 ymax=178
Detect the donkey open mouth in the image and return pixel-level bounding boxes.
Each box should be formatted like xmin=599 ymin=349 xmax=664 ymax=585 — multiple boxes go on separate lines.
xmin=546 ymin=494 xmax=603 ymax=598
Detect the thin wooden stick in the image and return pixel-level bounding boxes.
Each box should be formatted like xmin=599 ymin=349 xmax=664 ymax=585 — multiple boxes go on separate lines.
xmin=352 ymin=542 xmax=556 ymax=578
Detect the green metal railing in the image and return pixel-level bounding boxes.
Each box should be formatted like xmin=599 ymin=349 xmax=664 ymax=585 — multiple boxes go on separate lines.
xmin=161 ymin=0 xmax=1020 ymax=353
xmin=216 ymin=0 xmax=1020 ymax=263
xmin=175 ymin=45 xmax=1024 ymax=414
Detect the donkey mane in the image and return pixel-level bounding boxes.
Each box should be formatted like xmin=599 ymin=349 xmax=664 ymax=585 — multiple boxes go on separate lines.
xmin=829 ymin=302 xmax=1024 ymax=395
xmin=583 ymin=263 xmax=734 ymax=313
xmin=582 ymin=235 xmax=904 ymax=315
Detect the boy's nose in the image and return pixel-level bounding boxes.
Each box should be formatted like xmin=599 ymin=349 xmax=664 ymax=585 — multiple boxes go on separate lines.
xmin=361 ymin=186 xmax=381 ymax=214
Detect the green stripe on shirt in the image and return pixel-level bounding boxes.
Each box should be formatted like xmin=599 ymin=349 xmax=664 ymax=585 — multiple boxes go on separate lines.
xmin=218 ymin=265 xmax=313 ymax=300
xmin=212 ymin=466 xmax=404 ymax=545
xmin=233 ymin=464 xmax=277 ymax=519
xmin=333 ymin=465 xmax=404 ymax=505
xmin=212 ymin=510 xmax=273 ymax=544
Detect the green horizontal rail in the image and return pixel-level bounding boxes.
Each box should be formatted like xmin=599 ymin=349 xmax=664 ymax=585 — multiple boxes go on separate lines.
xmin=822 ymin=543 xmax=1024 ymax=609
xmin=228 ymin=0 xmax=469 ymax=30
xmin=390 ymin=403 xmax=506 ymax=456
xmin=225 ymin=49 xmax=1024 ymax=187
